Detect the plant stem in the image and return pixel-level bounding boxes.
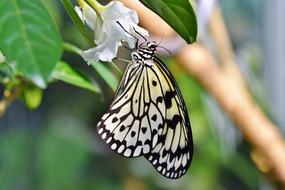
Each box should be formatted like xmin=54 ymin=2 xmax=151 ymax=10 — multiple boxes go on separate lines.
xmin=83 ymin=0 xmax=104 ymax=16
xmin=63 ymin=42 xmax=83 ymax=55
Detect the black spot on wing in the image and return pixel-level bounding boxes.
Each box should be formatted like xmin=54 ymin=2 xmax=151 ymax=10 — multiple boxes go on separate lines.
xmin=169 ymin=153 xmax=175 ymax=163
xmin=164 ymin=91 xmax=176 ymax=109
xmin=156 ymin=96 xmax=163 ymax=103
xmin=142 ymin=127 xmax=147 ymax=134
xmin=144 ymin=139 xmax=152 ymax=145
xmin=120 ymin=113 xmax=129 ymax=122
xmin=166 ymin=115 xmax=182 ymax=129
xmin=119 ymin=125 xmax=125 ymax=132
xmin=152 ymin=129 xmax=158 ymax=136
xmin=162 ymin=149 xmax=167 ymax=157
xmin=151 ymin=114 xmax=157 ymax=121
xmin=112 ymin=117 xmax=118 ymax=123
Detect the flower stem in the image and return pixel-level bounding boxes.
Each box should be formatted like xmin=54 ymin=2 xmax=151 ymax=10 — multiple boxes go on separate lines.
xmin=83 ymin=0 xmax=104 ymax=16
xmin=63 ymin=42 xmax=83 ymax=55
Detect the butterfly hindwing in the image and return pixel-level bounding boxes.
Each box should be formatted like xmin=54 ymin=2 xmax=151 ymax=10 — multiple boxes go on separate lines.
xmin=143 ymin=57 xmax=193 ymax=179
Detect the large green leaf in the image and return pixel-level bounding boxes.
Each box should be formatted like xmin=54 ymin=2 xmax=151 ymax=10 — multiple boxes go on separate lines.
xmin=140 ymin=0 xmax=197 ymax=43
xmin=0 ymin=0 xmax=62 ymax=88
xmin=52 ymin=61 xmax=101 ymax=94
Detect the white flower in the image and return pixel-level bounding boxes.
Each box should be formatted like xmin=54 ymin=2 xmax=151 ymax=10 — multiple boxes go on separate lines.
xmin=75 ymin=0 xmax=148 ymax=63
xmin=75 ymin=5 xmax=97 ymax=30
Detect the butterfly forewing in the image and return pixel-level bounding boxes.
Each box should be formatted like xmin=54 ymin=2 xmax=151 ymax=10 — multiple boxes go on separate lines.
xmin=97 ymin=61 xmax=165 ymax=157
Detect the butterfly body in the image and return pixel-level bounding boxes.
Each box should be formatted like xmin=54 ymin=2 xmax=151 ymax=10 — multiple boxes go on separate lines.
xmin=97 ymin=41 xmax=193 ymax=179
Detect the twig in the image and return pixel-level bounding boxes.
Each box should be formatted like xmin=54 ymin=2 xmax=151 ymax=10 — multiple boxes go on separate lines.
xmin=209 ymin=8 xmax=250 ymax=98
xmin=0 ymin=81 xmax=26 ymax=118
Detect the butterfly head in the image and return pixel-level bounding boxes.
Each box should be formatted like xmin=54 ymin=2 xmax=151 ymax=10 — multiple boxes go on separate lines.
xmin=146 ymin=41 xmax=157 ymax=51
xmin=136 ymin=41 xmax=157 ymax=60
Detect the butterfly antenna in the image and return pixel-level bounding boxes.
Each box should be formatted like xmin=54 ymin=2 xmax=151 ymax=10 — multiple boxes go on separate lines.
xmin=116 ymin=21 xmax=139 ymax=47
xmin=157 ymin=33 xmax=164 ymax=46
xmin=132 ymin=26 xmax=147 ymax=42
xmin=157 ymin=45 xmax=172 ymax=55
xmin=116 ymin=21 xmax=138 ymax=40
xmin=156 ymin=33 xmax=171 ymax=55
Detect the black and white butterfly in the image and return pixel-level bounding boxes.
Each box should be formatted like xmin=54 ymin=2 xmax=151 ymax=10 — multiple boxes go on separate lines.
xmin=97 ymin=22 xmax=193 ymax=179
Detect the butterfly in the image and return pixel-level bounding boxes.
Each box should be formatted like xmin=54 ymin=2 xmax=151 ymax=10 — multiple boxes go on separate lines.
xmin=97 ymin=22 xmax=193 ymax=179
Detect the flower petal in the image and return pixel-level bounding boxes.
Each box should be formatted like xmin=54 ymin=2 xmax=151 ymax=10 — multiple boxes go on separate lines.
xmin=75 ymin=4 xmax=97 ymax=30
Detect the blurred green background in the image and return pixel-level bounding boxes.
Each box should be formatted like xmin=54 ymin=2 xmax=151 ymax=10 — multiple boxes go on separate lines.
xmin=0 ymin=0 xmax=284 ymax=190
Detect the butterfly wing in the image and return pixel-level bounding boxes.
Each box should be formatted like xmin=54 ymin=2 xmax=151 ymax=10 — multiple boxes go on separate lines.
xmin=97 ymin=61 xmax=165 ymax=157
xmin=143 ymin=57 xmax=193 ymax=179
xmin=97 ymin=57 xmax=193 ymax=179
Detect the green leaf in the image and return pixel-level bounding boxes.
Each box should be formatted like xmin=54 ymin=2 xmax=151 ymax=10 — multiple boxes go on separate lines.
xmin=91 ymin=62 xmax=119 ymax=92
xmin=22 ymin=84 xmax=43 ymax=109
xmin=61 ymin=0 xmax=94 ymax=47
xmin=0 ymin=0 xmax=62 ymax=88
xmin=140 ymin=0 xmax=197 ymax=43
xmin=0 ymin=63 xmax=16 ymax=78
xmin=52 ymin=61 xmax=101 ymax=94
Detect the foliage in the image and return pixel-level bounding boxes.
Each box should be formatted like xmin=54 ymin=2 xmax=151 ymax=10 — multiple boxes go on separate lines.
xmin=140 ymin=0 xmax=197 ymax=43
xmin=0 ymin=0 xmax=62 ymax=88
xmin=0 ymin=0 xmax=197 ymax=102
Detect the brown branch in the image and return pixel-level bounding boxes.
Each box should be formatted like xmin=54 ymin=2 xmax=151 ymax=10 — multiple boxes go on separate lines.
xmin=209 ymin=8 xmax=249 ymax=98
xmin=203 ymin=9 xmax=285 ymax=188
xmin=0 ymin=81 xmax=26 ymax=118
xmin=120 ymin=0 xmax=285 ymax=189
xmin=177 ymin=44 xmax=285 ymax=189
